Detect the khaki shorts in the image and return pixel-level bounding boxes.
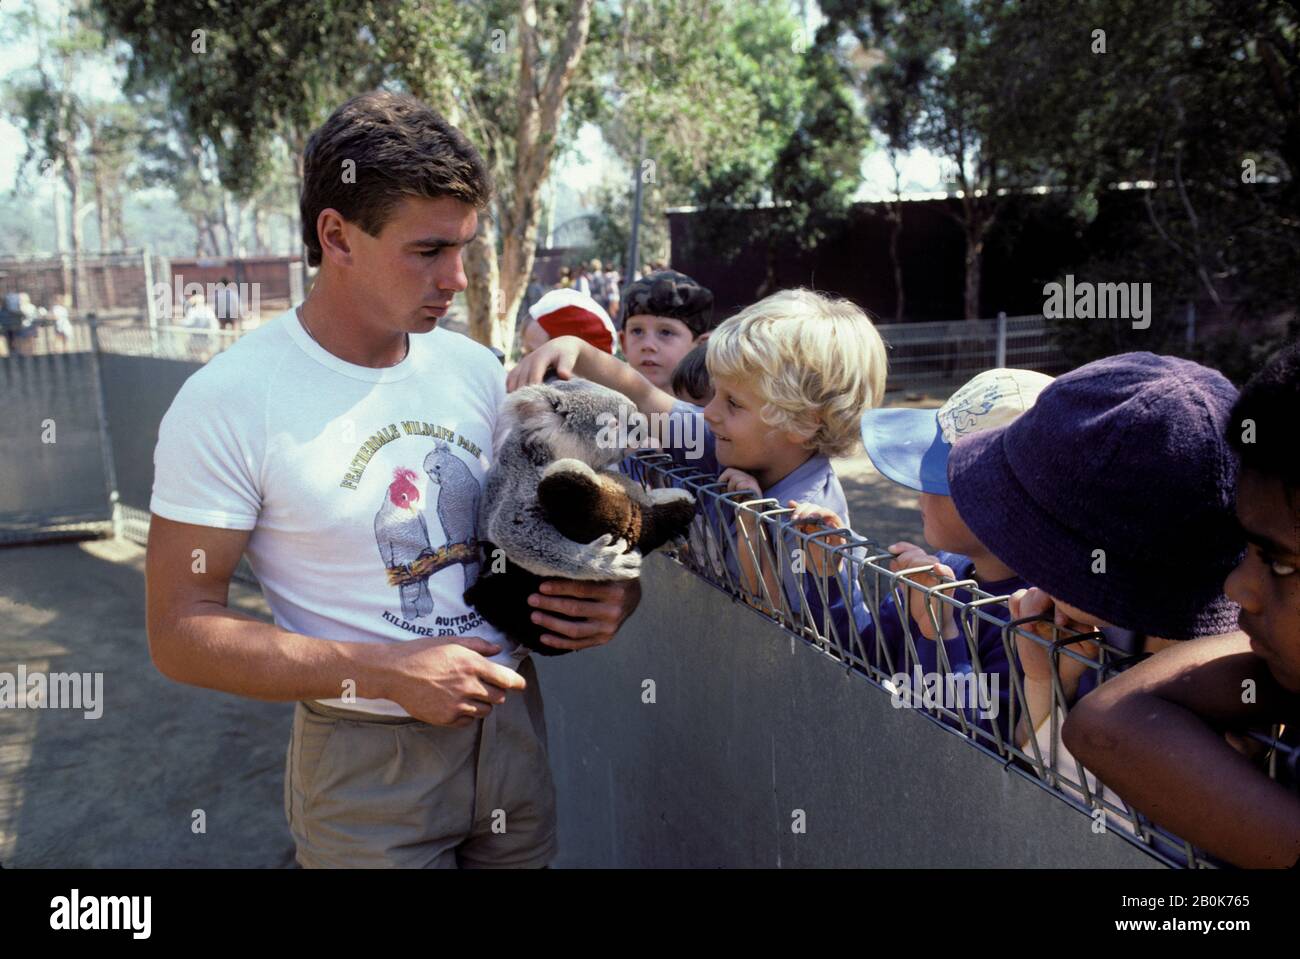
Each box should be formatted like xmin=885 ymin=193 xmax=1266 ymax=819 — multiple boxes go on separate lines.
xmin=284 ymin=655 xmax=557 ymax=868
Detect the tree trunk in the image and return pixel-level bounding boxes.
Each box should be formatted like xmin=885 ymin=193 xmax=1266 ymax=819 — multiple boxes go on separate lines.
xmin=478 ymin=0 xmax=593 ymax=353
xmin=66 ymin=156 xmax=85 ymax=312
xmin=888 ymin=205 xmax=905 ymax=323
xmin=464 ymin=215 xmax=506 ymax=350
xmin=963 ymin=234 xmax=981 ymax=321
xmin=92 ymin=160 xmax=111 ymax=252
xmin=220 ymin=192 xmax=236 ymax=256
xmin=251 ymin=203 xmax=267 ymax=254
xmin=110 ymin=191 xmax=128 ymax=250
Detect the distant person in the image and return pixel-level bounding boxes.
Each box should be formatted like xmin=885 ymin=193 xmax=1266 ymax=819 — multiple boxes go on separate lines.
xmin=213 ymin=276 xmax=243 ymax=331
xmin=3 ymin=292 xmax=39 ymax=356
xmin=587 ymin=258 xmax=609 ymax=314
xmin=554 ymin=265 xmax=573 ymax=290
xmin=573 ymin=263 xmax=591 ymax=297
xmin=182 ymin=290 xmax=220 ymax=356
xmin=604 ymin=265 xmax=621 ymax=326
xmin=49 ymin=295 xmax=73 ymax=351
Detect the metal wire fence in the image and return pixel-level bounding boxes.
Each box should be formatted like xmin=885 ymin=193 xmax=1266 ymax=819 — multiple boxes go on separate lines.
xmin=875 ymin=314 xmax=1072 ymax=391
xmin=622 ymin=450 xmax=1297 ymax=870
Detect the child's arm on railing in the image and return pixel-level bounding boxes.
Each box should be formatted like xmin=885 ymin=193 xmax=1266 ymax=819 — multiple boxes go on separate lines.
xmin=785 ymin=502 xmax=848 ymax=578
xmin=887 ymin=542 xmax=959 ymax=641
xmin=507 ymin=335 xmax=678 ymax=446
xmin=720 ymin=469 xmax=784 ymax=609
xmin=1009 ymin=588 xmax=1100 ymax=747
xmin=1062 ymin=632 xmax=1300 ymax=869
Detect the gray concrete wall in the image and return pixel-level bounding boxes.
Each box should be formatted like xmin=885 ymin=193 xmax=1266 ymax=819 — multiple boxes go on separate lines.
xmin=0 ymin=353 xmax=112 ymax=529
xmin=535 ymin=554 xmax=1163 ymax=868
xmin=98 ymin=353 xmax=200 ymax=514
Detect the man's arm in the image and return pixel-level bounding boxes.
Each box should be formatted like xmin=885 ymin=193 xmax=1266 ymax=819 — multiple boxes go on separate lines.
xmin=145 ymin=515 xmax=524 ymax=727
xmin=1062 ymin=632 xmax=1300 ymax=868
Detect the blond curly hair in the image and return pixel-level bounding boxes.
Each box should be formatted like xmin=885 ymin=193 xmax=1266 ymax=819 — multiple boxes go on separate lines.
xmin=706 ymin=289 xmax=887 ymax=458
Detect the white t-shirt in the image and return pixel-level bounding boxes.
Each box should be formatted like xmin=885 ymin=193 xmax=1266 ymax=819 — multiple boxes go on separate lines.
xmin=150 ymin=307 xmax=522 ymax=717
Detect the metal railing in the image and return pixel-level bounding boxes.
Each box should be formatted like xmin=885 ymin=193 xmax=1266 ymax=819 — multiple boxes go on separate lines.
xmin=622 ymin=450 xmax=1297 ymax=869
xmin=94 ymin=322 xmax=248 ymax=361
xmin=875 ymin=314 xmax=1070 ymax=391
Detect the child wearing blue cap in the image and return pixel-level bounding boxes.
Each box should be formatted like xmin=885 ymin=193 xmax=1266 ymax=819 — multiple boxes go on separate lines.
xmin=800 ymin=368 xmax=1054 ymax=740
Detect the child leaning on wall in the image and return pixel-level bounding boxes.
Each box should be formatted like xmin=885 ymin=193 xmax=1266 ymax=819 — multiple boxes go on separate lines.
xmin=943 ymin=352 xmax=1247 ymax=845
xmin=1062 ymin=340 xmax=1300 ymax=869
xmin=795 ymin=368 xmax=1054 ymax=742
xmin=507 ymin=287 xmax=888 ymax=638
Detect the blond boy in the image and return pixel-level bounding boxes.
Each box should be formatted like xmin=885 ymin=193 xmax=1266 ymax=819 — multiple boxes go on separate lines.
xmin=510 ymin=288 xmax=888 ymax=616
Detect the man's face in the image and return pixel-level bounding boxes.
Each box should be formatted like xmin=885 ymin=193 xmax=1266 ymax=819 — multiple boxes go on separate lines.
xmin=341 ymin=195 xmax=476 ymax=334
xmin=1225 ymin=468 xmax=1300 ymax=692
xmin=620 ymin=314 xmax=697 ymax=390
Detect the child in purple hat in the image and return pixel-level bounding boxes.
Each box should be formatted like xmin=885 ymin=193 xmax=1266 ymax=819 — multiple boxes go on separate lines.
xmin=945 ymin=352 xmax=1243 ymax=739
xmin=1063 ymin=341 xmax=1300 ymax=869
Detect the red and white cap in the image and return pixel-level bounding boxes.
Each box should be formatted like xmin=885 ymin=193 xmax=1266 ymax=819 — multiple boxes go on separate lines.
xmin=528 ymin=288 xmax=617 ymax=354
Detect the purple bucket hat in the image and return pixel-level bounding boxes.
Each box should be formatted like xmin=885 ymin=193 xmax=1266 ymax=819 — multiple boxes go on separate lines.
xmin=947 ymin=352 xmax=1242 ymax=640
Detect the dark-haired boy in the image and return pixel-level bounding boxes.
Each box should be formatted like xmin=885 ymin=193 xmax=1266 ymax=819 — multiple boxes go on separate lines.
xmin=618 ymin=269 xmax=715 ymax=391
xmin=1064 ymin=339 xmax=1300 ymax=869
xmin=146 ymin=91 xmax=640 ymax=869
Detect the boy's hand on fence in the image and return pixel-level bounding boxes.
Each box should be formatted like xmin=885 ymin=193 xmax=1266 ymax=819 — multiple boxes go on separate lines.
xmin=720 ymin=468 xmax=776 ymax=602
xmin=787 ymin=501 xmax=846 ymax=577
xmin=506 ymin=335 xmax=584 ymax=391
xmin=888 ymin=542 xmax=959 ymax=641
xmin=718 ymin=468 xmax=762 ymax=499
xmin=1009 ymin=587 xmax=1100 ymax=687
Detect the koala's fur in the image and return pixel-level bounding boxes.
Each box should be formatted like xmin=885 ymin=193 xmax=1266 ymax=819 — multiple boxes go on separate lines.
xmin=464 ymin=377 xmax=696 ymax=655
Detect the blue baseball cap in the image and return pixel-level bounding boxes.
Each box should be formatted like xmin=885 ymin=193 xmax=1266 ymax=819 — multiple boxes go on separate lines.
xmin=860 ymin=368 xmax=1055 ymax=495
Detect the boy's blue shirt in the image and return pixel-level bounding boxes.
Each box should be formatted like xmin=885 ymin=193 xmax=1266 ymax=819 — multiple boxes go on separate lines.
xmin=868 ymin=551 xmax=1024 ymax=742
xmin=625 ymin=400 xmax=1022 ymax=741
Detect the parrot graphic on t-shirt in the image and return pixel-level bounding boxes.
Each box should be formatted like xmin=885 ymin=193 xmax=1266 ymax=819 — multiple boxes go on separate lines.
xmin=375 ymin=466 xmax=435 ymax=619
xmin=422 ymin=441 xmax=481 ymax=591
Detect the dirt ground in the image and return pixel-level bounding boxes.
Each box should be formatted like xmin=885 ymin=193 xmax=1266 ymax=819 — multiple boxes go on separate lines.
xmin=0 ymin=398 xmax=936 ymax=868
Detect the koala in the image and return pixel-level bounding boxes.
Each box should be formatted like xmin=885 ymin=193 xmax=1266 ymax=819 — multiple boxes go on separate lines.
xmin=465 ymin=377 xmax=697 ymax=655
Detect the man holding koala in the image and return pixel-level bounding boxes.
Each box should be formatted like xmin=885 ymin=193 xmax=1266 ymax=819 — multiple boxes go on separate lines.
xmin=145 ymin=91 xmax=642 ymax=868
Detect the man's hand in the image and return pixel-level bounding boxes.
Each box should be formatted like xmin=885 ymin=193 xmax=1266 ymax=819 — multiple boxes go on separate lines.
xmin=378 ymin=635 xmax=526 ymax=728
xmin=507 ymin=336 xmax=585 ymax=391
xmin=888 ymin=541 xmax=958 ymax=641
xmin=529 ymin=577 xmax=643 ymax=652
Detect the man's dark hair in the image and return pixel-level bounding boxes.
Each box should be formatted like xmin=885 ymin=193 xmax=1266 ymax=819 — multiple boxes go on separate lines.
xmin=1228 ymin=337 xmax=1300 ymax=494
xmin=300 ymin=91 xmax=492 ymax=267
xmin=671 ymin=342 xmax=712 ymax=403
